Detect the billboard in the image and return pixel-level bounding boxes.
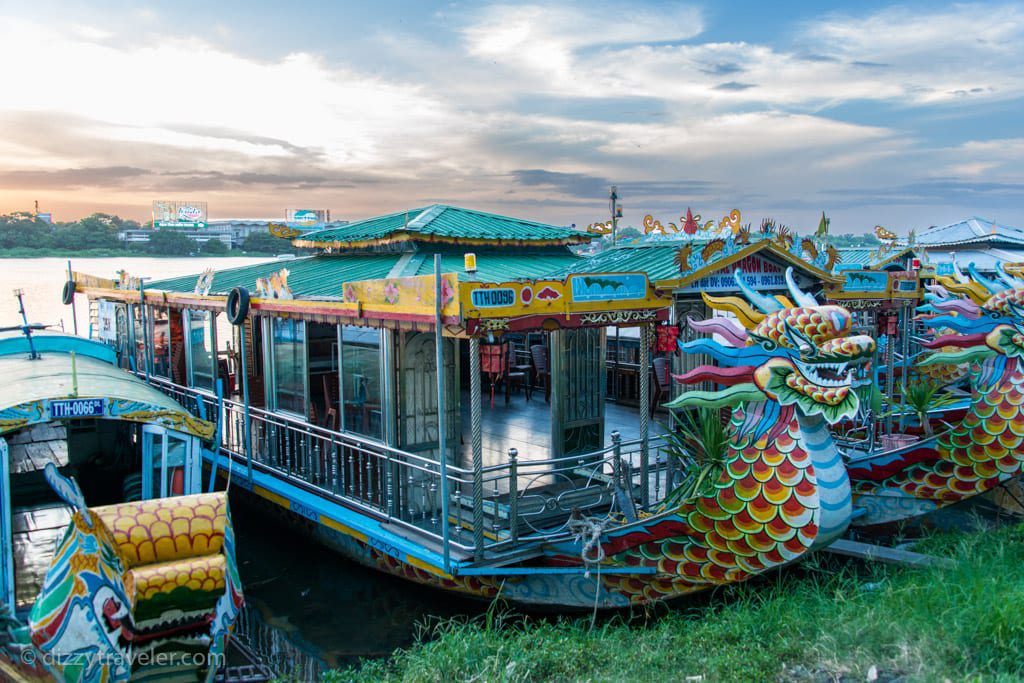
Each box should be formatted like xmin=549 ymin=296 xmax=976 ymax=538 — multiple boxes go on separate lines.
xmin=153 ymin=200 xmax=208 ymax=229
xmin=286 ymin=209 xmax=330 ymax=224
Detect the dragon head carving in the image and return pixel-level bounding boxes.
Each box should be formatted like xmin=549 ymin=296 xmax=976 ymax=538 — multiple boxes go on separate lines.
xmin=919 ymin=262 xmax=1024 ymax=365
xmin=668 ymin=267 xmax=875 ymax=423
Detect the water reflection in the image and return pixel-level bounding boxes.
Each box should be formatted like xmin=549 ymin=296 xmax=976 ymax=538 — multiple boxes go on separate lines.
xmin=230 ymin=496 xmax=484 ymax=673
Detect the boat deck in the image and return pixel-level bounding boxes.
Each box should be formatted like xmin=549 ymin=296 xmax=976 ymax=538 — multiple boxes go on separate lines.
xmin=457 ymin=389 xmax=670 ymax=469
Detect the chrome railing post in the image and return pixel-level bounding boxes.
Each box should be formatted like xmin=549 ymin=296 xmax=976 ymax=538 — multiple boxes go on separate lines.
xmin=638 ymin=325 xmax=651 ymax=510
xmin=508 ymin=448 xmax=519 ymax=543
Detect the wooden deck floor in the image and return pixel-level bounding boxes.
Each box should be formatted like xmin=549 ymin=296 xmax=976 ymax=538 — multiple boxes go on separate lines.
xmin=457 ymin=389 xmax=669 ymax=469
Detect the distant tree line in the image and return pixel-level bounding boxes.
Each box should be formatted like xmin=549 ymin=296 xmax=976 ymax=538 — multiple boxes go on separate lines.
xmin=0 ymin=212 xmax=300 ymax=255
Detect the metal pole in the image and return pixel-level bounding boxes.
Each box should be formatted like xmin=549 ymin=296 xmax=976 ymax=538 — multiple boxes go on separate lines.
xmin=638 ymin=325 xmax=651 ymax=510
xmin=469 ymin=336 xmax=484 ymax=558
xmin=610 ymin=186 xmax=619 ymax=246
xmin=139 ymin=282 xmax=150 ymax=383
xmin=884 ymin=312 xmax=895 ymax=437
xmin=67 ymin=260 xmax=78 ymax=336
xmin=14 ymin=289 xmax=38 ymax=360
xmin=898 ymin=302 xmax=911 ymax=431
xmin=434 ymin=255 xmax=451 ymax=573
xmin=508 ymin=448 xmax=519 ymax=543
xmin=0 ymin=439 xmax=13 ymax=613
xmin=240 ymin=322 xmax=253 ymax=481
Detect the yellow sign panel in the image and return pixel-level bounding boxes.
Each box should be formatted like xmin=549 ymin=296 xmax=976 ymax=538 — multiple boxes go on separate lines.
xmin=460 ymin=272 xmax=666 ymax=320
xmin=344 ymin=273 xmax=461 ymax=318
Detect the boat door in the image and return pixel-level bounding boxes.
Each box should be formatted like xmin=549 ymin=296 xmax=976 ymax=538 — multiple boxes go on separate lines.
xmin=141 ymin=425 xmax=201 ymax=499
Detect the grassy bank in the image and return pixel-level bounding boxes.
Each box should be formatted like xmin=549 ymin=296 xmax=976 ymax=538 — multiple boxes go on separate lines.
xmin=329 ymin=523 xmax=1024 ymax=682
xmin=0 ymin=247 xmax=282 ymax=258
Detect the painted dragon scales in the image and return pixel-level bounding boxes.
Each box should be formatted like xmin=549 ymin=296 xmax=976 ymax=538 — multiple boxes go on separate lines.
xmin=588 ymin=269 xmax=875 ymax=603
xmin=848 ymin=263 xmax=1024 ymax=524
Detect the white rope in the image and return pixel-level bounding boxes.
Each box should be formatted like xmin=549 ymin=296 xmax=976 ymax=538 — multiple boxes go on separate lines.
xmin=568 ymin=515 xmax=607 ymax=573
xmin=568 ymin=514 xmax=607 ymax=629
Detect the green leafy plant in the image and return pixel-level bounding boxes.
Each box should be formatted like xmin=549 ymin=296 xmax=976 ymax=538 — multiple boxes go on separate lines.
xmin=902 ymin=379 xmax=959 ymax=436
xmin=660 ymin=407 xmax=731 ymax=509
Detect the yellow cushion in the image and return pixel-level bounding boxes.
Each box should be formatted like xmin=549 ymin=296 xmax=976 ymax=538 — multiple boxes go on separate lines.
xmin=93 ymin=492 xmax=227 ymax=568
xmin=124 ymin=553 xmax=227 ymax=608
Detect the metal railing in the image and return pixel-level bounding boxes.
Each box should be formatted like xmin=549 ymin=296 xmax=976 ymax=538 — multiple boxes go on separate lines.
xmin=140 ymin=374 xmax=677 ymax=562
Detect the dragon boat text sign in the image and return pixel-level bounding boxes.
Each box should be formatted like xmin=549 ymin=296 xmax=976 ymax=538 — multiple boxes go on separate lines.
xmin=677 ymin=254 xmax=791 ymax=293
xmin=48 ymin=398 xmax=105 ymax=419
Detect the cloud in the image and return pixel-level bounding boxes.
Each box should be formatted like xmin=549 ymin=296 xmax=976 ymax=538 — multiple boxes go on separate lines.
xmin=0 ymin=166 xmax=147 ymax=189
xmin=1 ymin=3 xmax=1023 ymax=231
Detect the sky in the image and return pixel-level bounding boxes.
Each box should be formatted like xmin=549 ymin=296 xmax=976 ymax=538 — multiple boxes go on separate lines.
xmin=1 ymin=0 xmax=1023 ymax=235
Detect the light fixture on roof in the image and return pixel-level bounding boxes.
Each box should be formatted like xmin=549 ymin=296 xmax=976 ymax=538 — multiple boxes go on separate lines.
xmin=465 ymin=253 xmax=477 ymax=274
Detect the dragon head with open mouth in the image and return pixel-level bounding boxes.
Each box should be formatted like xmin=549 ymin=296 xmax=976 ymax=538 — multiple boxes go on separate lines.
xmin=668 ymin=267 xmax=876 ymax=423
xmin=919 ymin=262 xmax=1024 ymax=366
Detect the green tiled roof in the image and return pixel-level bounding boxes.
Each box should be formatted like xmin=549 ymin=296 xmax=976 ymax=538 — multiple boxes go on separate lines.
xmin=147 ymin=254 xmax=402 ymax=298
xmin=832 ymin=246 xmax=916 ymax=272
xmin=295 ymin=205 xmax=591 ymax=248
xmin=551 ymin=239 xmax=837 ymax=285
xmin=407 ymin=248 xmax=582 ymax=282
xmin=146 ymin=248 xmax=582 ymax=298
xmin=552 ymin=243 xmax=686 ymax=282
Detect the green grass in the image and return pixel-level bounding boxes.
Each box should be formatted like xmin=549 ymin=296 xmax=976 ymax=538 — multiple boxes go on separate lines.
xmin=324 ymin=523 xmax=1024 ymax=682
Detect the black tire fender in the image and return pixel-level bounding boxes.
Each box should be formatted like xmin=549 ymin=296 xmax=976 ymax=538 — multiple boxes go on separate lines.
xmin=62 ymin=280 xmax=76 ymax=306
xmin=226 ymin=286 xmax=250 ymax=325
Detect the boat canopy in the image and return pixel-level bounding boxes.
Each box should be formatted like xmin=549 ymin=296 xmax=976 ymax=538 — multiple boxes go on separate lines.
xmin=0 ymin=349 xmax=214 ymax=439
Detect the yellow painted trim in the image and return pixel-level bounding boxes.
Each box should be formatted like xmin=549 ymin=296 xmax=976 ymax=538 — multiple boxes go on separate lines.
xmin=406 ymin=554 xmax=453 ymax=579
xmin=320 ymin=515 xmax=369 ymax=543
xmin=253 ymin=485 xmax=291 ymax=509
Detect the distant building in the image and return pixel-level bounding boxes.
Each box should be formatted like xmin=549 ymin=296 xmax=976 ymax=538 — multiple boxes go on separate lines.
xmin=912 ymin=217 xmax=1024 ymax=275
xmin=118 ymin=218 xmax=349 ymax=249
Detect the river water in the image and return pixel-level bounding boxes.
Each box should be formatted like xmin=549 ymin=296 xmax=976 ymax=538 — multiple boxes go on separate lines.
xmin=0 ymin=256 xmax=482 ymax=674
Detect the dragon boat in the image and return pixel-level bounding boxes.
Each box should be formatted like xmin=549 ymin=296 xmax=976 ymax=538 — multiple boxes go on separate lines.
xmin=72 ymin=204 xmax=870 ymax=608
xmin=0 ymin=321 xmax=242 ymax=682
xmin=843 ymin=263 xmax=1024 ymax=525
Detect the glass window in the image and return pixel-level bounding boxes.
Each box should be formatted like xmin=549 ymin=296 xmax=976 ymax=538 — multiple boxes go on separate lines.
xmin=187 ymin=310 xmax=217 ymax=391
xmin=272 ymin=318 xmax=307 ymax=415
xmin=341 ymin=325 xmax=382 ymax=439
xmin=149 ymin=306 xmax=172 ymax=378
xmin=130 ymin=304 xmax=146 ymax=372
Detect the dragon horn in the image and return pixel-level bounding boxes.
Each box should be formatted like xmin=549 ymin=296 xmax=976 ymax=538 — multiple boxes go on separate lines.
xmin=996 ymin=262 xmax=1024 ymax=289
xmin=951 ymin=259 xmax=968 ymax=284
xmin=734 ymin=269 xmax=782 ymax=313
xmin=784 ymin=267 xmax=818 ymax=307
xmin=968 ymin=262 xmax=1007 ymax=294
xmin=700 ymin=292 xmax=765 ymax=329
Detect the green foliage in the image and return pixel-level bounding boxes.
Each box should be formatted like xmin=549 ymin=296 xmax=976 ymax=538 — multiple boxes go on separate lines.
xmin=147 ymin=228 xmax=195 ymax=256
xmin=828 ymin=232 xmax=882 ymax=248
xmin=0 ymin=211 xmax=137 ymax=252
xmin=329 ymin=523 xmax=1024 ymax=683
xmin=200 ymin=238 xmax=229 ymax=254
xmin=660 ymin=408 xmax=730 ymax=508
xmin=242 ymin=230 xmax=294 ymax=254
xmin=902 ymin=379 xmax=959 ymax=436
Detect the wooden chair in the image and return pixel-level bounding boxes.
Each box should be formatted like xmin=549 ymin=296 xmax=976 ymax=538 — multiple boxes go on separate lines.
xmin=481 ymin=343 xmax=528 ymax=408
xmin=530 ymin=344 xmax=551 ymax=403
xmin=650 ymin=356 xmax=672 ymax=416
